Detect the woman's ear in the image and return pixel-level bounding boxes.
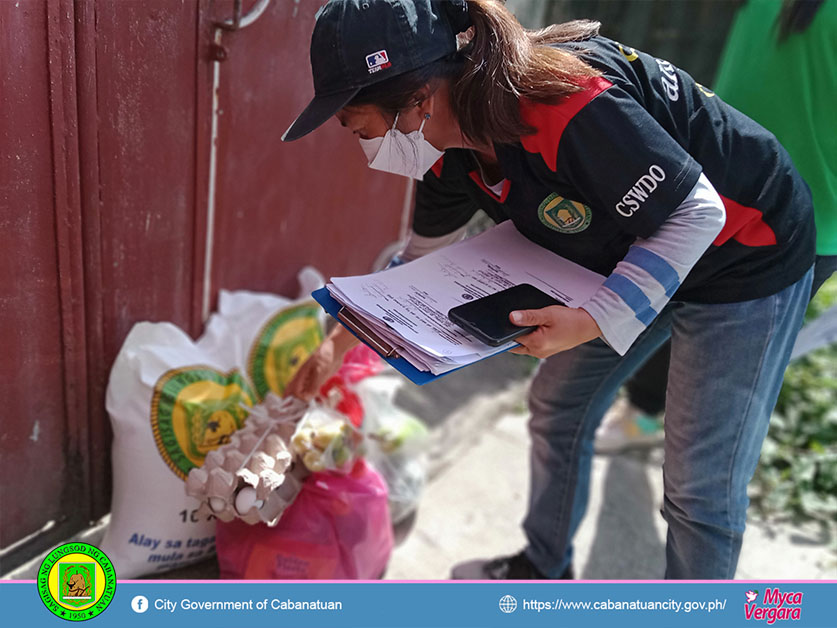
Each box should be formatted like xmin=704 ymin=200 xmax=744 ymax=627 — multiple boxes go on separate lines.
xmin=415 ymin=84 xmax=436 ymax=118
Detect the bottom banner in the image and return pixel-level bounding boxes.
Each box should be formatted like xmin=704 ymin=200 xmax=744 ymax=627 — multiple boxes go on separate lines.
xmin=2 ymin=579 xmax=835 ymax=628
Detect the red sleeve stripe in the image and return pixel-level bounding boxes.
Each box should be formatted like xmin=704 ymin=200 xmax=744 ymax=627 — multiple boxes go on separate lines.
xmin=713 ymin=195 xmax=777 ymax=247
xmin=430 ymin=155 xmax=444 ymax=178
xmin=519 ymin=76 xmax=614 ymax=172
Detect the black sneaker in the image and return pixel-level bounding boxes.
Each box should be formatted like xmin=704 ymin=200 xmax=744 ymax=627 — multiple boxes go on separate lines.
xmin=450 ymin=551 xmax=573 ymax=580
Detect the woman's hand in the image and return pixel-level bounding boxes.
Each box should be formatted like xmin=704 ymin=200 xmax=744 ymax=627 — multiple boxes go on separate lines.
xmin=284 ymin=326 xmax=360 ymax=401
xmin=508 ymin=306 xmax=601 ymax=359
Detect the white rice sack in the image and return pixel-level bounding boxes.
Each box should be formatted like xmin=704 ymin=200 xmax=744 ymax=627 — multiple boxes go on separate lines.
xmin=100 ymin=270 xmax=325 ymax=578
xmin=101 ymin=315 xmax=257 ymax=578
xmin=219 ymin=267 xmax=325 ymax=400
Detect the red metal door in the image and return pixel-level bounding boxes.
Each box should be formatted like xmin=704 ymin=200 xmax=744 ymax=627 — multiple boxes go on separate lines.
xmin=1 ymin=0 xmax=89 ymax=567
xmin=0 ymin=0 xmax=406 ymax=573
xmin=207 ymin=0 xmax=408 ymax=304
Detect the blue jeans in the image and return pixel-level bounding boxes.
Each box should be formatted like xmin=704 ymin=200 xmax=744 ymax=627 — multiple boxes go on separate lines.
xmin=522 ymin=266 xmax=813 ymax=579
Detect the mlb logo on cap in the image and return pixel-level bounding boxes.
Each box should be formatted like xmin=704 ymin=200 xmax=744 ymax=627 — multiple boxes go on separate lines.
xmin=366 ymin=49 xmax=392 ymax=74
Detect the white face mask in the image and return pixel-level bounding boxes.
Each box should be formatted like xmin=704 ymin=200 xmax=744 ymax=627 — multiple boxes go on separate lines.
xmin=358 ymin=112 xmax=444 ymax=180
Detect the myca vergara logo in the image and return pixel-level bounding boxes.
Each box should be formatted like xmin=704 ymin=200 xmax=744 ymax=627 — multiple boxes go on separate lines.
xmin=151 ymin=366 xmax=257 ymax=479
xmin=744 ymin=588 xmax=803 ymax=624
xmin=38 ymin=543 xmax=115 ymax=621
xmin=248 ymin=302 xmax=323 ymax=399
xmin=537 ymin=194 xmax=592 ymax=234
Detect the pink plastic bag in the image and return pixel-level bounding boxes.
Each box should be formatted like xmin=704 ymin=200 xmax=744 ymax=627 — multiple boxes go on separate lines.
xmin=336 ymin=345 xmax=385 ymax=384
xmin=216 ymin=459 xmax=393 ymax=579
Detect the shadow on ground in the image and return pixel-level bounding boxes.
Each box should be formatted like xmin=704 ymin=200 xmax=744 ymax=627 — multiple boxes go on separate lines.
xmin=581 ymin=451 xmax=666 ymax=579
xmin=394 ymin=353 xmax=536 ymax=428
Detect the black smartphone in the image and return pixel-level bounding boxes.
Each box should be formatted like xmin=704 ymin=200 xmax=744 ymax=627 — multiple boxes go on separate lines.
xmin=448 ymin=283 xmax=565 ymax=346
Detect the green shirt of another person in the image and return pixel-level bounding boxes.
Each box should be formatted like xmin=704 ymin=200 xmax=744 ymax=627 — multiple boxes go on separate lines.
xmin=714 ymin=0 xmax=837 ymax=256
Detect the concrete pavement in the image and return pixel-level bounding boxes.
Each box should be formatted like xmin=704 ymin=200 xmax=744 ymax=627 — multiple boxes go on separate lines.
xmin=387 ymin=409 xmax=835 ymax=580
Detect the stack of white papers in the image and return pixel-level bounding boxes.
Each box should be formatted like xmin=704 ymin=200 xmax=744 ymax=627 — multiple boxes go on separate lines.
xmin=327 ymin=221 xmax=606 ymax=375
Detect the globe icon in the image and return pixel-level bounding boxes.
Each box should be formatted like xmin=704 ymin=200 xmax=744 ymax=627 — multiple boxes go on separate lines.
xmin=499 ymin=595 xmax=518 ymax=613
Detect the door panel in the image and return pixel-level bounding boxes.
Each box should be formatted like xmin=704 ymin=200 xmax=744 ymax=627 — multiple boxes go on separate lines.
xmin=210 ymin=0 xmax=407 ymax=299
xmin=0 ymin=1 xmax=72 ymax=551
xmin=94 ymin=0 xmax=203 ymax=345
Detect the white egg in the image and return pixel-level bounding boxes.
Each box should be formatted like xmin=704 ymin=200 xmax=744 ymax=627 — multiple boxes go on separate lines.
xmin=234 ymin=486 xmax=264 ymax=515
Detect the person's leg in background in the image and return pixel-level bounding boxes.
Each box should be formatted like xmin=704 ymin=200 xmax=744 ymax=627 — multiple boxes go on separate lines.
xmin=811 ymin=254 xmax=837 ymax=297
xmin=594 ymin=342 xmax=669 ymax=453
xmin=624 ymin=344 xmax=670 ymax=416
xmin=662 ymin=267 xmax=812 ymax=578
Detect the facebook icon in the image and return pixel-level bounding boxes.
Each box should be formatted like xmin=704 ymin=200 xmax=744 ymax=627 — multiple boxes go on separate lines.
xmin=131 ymin=595 xmax=149 ymax=614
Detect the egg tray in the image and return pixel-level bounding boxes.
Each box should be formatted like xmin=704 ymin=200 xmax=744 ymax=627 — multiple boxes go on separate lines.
xmin=185 ymin=395 xmax=310 ymax=526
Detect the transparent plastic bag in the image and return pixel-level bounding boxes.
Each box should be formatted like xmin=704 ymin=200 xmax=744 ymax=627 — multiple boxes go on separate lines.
xmin=356 ymin=377 xmax=429 ymax=524
xmin=290 ymin=404 xmax=363 ymax=473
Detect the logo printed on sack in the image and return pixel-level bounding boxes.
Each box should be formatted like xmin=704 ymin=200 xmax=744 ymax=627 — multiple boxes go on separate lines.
xmin=745 ymin=588 xmax=803 ymax=624
xmin=151 ymin=367 xmax=257 ymax=479
xmin=538 ymin=194 xmax=592 ymax=234
xmin=37 ymin=543 xmax=116 ymax=621
xmin=366 ymin=49 xmax=392 ymax=74
xmin=248 ymin=302 xmax=324 ymax=399
xmin=615 ymin=164 xmax=667 ymax=217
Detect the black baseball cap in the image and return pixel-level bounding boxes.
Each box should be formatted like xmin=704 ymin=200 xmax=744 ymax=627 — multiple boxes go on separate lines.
xmin=282 ymin=0 xmax=470 ymax=142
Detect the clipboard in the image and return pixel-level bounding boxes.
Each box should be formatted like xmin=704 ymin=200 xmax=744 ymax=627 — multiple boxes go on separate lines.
xmin=312 ymin=287 xmax=512 ymax=386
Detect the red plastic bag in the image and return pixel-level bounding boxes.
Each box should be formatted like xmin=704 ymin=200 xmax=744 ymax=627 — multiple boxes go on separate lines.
xmin=215 ymin=459 xmax=393 ymax=579
xmin=317 ymin=345 xmax=384 ymax=429
xmin=318 ymin=376 xmax=365 ymax=429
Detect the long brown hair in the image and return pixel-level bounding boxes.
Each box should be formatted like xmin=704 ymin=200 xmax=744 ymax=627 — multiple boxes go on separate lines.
xmin=776 ymin=0 xmax=825 ymax=42
xmin=350 ymin=0 xmax=601 ymax=146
